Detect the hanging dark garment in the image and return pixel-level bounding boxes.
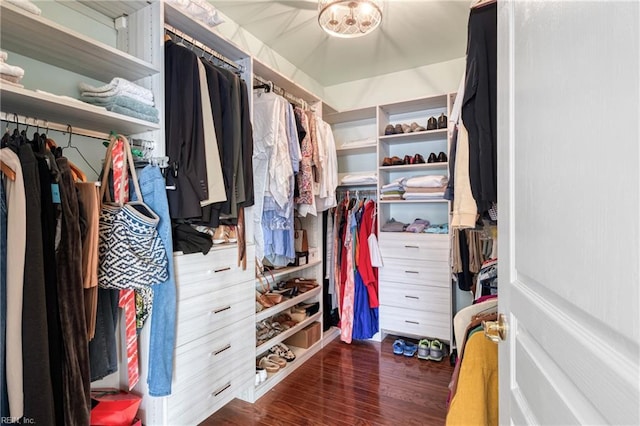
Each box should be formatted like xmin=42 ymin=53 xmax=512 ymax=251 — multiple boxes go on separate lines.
xmin=56 ymin=157 xmax=91 ymax=425
xmin=238 ymin=79 xmax=254 ymax=208
xmin=165 ymin=40 xmax=208 ymax=219
xmin=36 ymin=154 xmax=65 ymax=425
xmin=17 ymin=145 xmax=55 ymax=424
xmin=462 ymin=2 xmax=497 ymax=213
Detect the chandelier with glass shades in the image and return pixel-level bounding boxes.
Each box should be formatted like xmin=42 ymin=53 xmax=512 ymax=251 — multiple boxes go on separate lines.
xmin=318 ymin=0 xmax=383 ymax=38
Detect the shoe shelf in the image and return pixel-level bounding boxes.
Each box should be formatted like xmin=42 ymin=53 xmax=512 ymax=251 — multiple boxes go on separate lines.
xmin=262 ymin=259 xmax=322 ymax=283
xmin=253 ymin=339 xmax=322 ymax=400
xmin=379 ymin=163 xmax=448 ymax=172
xmin=255 ymin=312 xmax=322 ymax=355
xmin=379 ymin=199 xmax=449 ymax=204
xmin=379 ymin=129 xmax=448 ymax=144
xmin=0 ymin=2 xmax=160 ymax=82
xmin=336 ymin=143 xmax=377 ymax=155
xmin=256 ymin=286 xmax=322 ymax=322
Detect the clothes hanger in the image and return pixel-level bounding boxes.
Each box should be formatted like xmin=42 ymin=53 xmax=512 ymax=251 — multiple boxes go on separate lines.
xmin=60 ymin=124 xmax=96 ymax=182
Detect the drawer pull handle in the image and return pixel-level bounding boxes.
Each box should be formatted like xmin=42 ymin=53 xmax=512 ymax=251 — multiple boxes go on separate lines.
xmin=405 ymin=295 xmax=419 ymax=300
xmin=405 ymin=270 xmax=419 ymax=274
xmin=213 ymin=344 xmax=231 ymax=356
xmin=405 ymin=320 xmax=419 ymax=325
xmin=213 ymin=306 xmax=231 ymax=314
xmin=214 ymin=267 xmax=231 ymax=273
xmin=404 ymin=245 xmax=419 ymax=249
xmin=212 ymin=382 xmax=231 ymax=397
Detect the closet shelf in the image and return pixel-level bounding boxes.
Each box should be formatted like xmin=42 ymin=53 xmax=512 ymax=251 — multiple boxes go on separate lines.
xmin=255 ymin=312 xmax=322 ymax=355
xmin=0 ymin=3 xmax=160 ymax=82
xmin=78 ymin=1 xmax=153 ymax=19
xmin=379 ymin=199 xmax=449 ymax=204
xmin=324 ymin=106 xmax=376 ymax=124
xmin=253 ymin=340 xmax=322 ymax=400
xmin=379 ymin=129 xmax=448 ymax=144
xmin=336 ymin=143 xmax=377 ymax=155
xmin=1 ymin=85 xmax=160 ymax=136
xmin=260 ymin=260 xmax=322 ymax=283
xmin=379 ymin=163 xmax=448 ymax=172
xmin=256 ymin=286 xmax=321 ymax=323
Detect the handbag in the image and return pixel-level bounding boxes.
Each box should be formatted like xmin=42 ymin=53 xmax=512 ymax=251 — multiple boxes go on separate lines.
xmin=294 ymin=217 xmax=309 ymax=253
xmin=97 ymin=135 xmax=169 ymax=291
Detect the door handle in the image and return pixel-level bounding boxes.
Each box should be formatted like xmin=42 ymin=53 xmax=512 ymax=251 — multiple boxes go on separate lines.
xmin=483 ymin=314 xmax=507 ymax=343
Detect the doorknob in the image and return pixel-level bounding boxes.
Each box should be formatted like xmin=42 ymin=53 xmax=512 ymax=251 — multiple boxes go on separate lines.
xmin=483 ymin=314 xmax=507 ymax=343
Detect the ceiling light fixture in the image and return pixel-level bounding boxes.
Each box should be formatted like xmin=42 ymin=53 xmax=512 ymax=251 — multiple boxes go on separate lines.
xmin=318 ymin=0 xmax=383 ymax=38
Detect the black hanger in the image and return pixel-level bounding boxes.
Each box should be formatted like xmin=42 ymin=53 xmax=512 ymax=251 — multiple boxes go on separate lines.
xmin=62 ymin=124 xmax=100 ymax=177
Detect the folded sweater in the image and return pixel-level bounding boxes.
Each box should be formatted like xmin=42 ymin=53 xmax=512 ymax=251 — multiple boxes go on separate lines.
xmin=81 ymin=90 xmax=154 ymax=107
xmin=80 ymin=95 xmax=159 ymax=118
xmin=79 ymin=77 xmax=154 ymax=102
xmin=405 ymin=175 xmax=448 ymax=188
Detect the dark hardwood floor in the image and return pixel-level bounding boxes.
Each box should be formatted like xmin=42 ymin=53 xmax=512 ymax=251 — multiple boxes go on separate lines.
xmin=201 ymin=334 xmax=454 ymax=426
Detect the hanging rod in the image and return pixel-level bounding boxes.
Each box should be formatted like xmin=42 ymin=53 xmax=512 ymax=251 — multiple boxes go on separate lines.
xmin=1 ymin=111 xmax=110 ymax=141
xmin=164 ymin=24 xmax=245 ymax=74
xmin=253 ymin=74 xmax=310 ymax=110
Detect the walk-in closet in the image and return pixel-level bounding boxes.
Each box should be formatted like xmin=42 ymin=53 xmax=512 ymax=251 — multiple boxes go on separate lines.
xmin=1 ymin=0 xmax=638 ymax=425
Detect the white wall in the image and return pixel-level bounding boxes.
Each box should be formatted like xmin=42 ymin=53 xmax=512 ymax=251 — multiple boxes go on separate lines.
xmin=324 ymin=57 xmax=466 ymax=111
xmin=213 ymin=12 xmax=326 ymax=100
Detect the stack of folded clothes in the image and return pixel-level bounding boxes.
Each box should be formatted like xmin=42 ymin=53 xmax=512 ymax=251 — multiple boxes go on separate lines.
xmin=381 ymin=177 xmax=406 ymax=200
xmin=381 ymin=218 xmax=407 ymax=232
xmin=5 ymin=0 xmax=41 ymax=15
xmin=402 ymin=175 xmax=448 ymax=200
xmin=425 ymin=223 xmax=449 ymax=234
xmin=79 ymin=78 xmax=159 ymax=123
xmin=340 ymin=173 xmax=377 ymax=186
xmin=0 ymin=51 xmax=25 ymax=88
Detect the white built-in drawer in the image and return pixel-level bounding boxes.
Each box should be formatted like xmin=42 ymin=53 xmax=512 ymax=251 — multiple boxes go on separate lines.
xmin=379 ymin=282 xmax=451 ymax=315
xmin=166 ymin=351 xmax=254 ymax=426
xmin=173 ymin=315 xmax=254 ymax=390
xmin=175 ymin=279 xmax=254 ymax=347
xmin=378 ymin=233 xmax=450 ymax=262
xmin=380 ymin=305 xmax=450 ymax=341
xmin=379 ymin=258 xmax=450 ymax=288
xmin=173 ymin=245 xmax=255 ymax=300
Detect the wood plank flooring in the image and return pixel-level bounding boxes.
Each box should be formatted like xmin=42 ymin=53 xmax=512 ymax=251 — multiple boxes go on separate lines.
xmin=200 ymin=335 xmax=454 ymax=425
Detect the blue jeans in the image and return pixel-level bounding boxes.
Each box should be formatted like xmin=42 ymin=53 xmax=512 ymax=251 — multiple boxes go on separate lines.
xmin=1 ymin=180 xmax=8 ymax=417
xmin=134 ymin=166 xmax=176 ymax=397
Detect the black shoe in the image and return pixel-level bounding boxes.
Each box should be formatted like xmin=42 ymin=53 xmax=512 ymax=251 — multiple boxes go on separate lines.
xmin=413 ymin=153 xmax=425 ymax=164
xmin=437 ymin=151 xmax=448 ymax=163
xmin=427 ymin=153 xmax=437 ymax=163
xmin=426 ymin=116 xmax=437 ymax=130
xmin=437 ymin=113 xmax=448 ymax=129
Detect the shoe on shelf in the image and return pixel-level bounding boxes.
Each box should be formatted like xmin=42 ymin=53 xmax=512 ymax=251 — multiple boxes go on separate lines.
xmin=438 ymin=113 xmax=448 ymax=129
xmin=212 ymin=225 xmax=228 ymax=244
xmin=267 ymin=354 xmax=287 ymax=368
xmin=426 ymin=116 xmax=437 ymax=130
xmin=417 ymin=339 xmax=431 ymax=360
xmin=427 ymin=153 xmax=437 ymax=163
xmin=437 ymin=151 xmax=448 ymax=163
xmin=391 ymin=156 xmax=404 ymax=166
xmin=403 ymin=341 xmax=418 ymax=357
xmin=259 ymin=356 xmax=280 ymax=373
xmin=429 ymin=339 xmax=444 ymax=361
xmin=413 ymin=153 xmax=425 ymax=164
xmin=393 ymin=339 xmax=405 ymax=355
xmin=270 ymin=343 xmax=296 ymax=362
xmin=384 ymin=124 xmax=395 ymax=135
xmin=410 ymin=122 xmax=425 ymax=132
xmin=394 ymin=124 xmax=403 ymax=134
xmin=401 ymin=123 xmax=412 ymax=134
xmin=403 ymin=155 xmax=414 ymax=165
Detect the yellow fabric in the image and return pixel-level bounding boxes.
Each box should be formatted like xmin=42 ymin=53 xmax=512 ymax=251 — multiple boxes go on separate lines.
xmin=446 ymin=331 xmax=499 ymax=426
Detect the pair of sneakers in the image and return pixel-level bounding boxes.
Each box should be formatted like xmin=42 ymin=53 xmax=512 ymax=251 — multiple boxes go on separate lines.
xmin=417 ymin=339 xmax=444 ymax=361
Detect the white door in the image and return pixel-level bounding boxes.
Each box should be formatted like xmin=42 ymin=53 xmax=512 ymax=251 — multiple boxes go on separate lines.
xmin=497 ymin=1 xmax=639 ymax=424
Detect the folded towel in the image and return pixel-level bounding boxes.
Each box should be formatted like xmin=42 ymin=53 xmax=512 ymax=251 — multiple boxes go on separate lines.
xmin=340 ymin=174 xmax=377 ymax=184
xmin=79 ymin=77 xmax=154 ymax=102
xmin=401 ymin=186 xmax=446 ymax=194
xmin=0 ymin=62 xmax=24 ymax=78
xmin=81 ymin=90 xmax=154 ymax=106
xmin=0 ymin=78 xmax=23 ymax=88
xmin=107 ymin=104 xmax=159 ymax=123
xmin=402 ymin=192 xmax=445 ymax=200
xmin=81 ymin=95 xmax=159 ymax=118
xmin=0 ymin=51 xmax=7 ymax=62
xmin=1 ymin=73 xmax=21 ymax=84
xmin=404 ymin=175 xmax=448 ymax=188
xmin=381 ymin=185 xmax=403 ymax=192
xmin=5 ymin=0 xmax=42 ymax=15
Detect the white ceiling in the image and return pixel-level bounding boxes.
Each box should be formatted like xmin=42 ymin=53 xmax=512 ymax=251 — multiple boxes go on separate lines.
xmin=209 ymin=0 xmax=470 ymax=87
